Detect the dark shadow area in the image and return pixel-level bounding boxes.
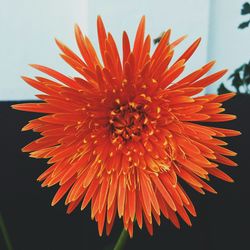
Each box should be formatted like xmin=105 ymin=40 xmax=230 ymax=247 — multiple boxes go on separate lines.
xmin=0 ymin=96 xmax=249 ymax=250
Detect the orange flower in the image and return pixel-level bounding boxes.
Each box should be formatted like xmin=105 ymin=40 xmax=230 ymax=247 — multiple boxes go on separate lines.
xmin=12 ymin=16 xmax=240 ymax=237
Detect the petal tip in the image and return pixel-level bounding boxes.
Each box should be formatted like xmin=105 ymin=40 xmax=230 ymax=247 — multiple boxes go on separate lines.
xmin=11 ymin=104 xmax=17 ymax=110
xmin=97 ymin=15 xmax=102 ymax=21
xmin=51 ymin=201 xmax=56 ymax=207
xmin=74 ymin=23 xmax=81 ymax=33
xmin=29 ymin=64 xmax=40 ymax=70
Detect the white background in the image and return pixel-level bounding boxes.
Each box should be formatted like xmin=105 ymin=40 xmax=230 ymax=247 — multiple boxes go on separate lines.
xmin=0 ymin=0 xmax=249 ymax=100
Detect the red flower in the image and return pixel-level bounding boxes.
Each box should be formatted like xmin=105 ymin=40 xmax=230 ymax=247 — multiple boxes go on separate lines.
xmin=12 ymin=16 xmax=240 ymax=237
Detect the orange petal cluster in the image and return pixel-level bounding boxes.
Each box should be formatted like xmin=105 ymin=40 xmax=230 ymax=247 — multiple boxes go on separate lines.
xmin=12 ymin=16 xmax=240 ymax=237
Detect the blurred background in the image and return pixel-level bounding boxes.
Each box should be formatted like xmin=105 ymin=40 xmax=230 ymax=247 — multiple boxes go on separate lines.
xmin=0 ymin=0 xmax=249 ymax=249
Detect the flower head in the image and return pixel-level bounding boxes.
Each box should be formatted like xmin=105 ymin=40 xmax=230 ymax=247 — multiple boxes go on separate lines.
xmin=13 ymin=16 xmax=240 ymax=237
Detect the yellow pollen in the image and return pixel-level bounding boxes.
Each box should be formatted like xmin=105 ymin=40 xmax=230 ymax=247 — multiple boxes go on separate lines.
xmin=149 ymin=130 xmax=154 ymax=135
xmin=129 ymin=102 xmax=136 ymax=108
xmin=161 ymin=164 xmax=170 ymax=171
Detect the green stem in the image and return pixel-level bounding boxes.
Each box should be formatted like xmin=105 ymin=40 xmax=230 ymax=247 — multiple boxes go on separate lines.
xmin=113 ymin=228 xmax=129 ymax=250
xmin=0 ymin=212 xmax=13 ymax=250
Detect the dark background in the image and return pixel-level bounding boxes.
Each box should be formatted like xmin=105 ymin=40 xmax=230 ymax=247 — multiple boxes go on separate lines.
xmin=0 ymin=95 xmax=249 ymax=250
